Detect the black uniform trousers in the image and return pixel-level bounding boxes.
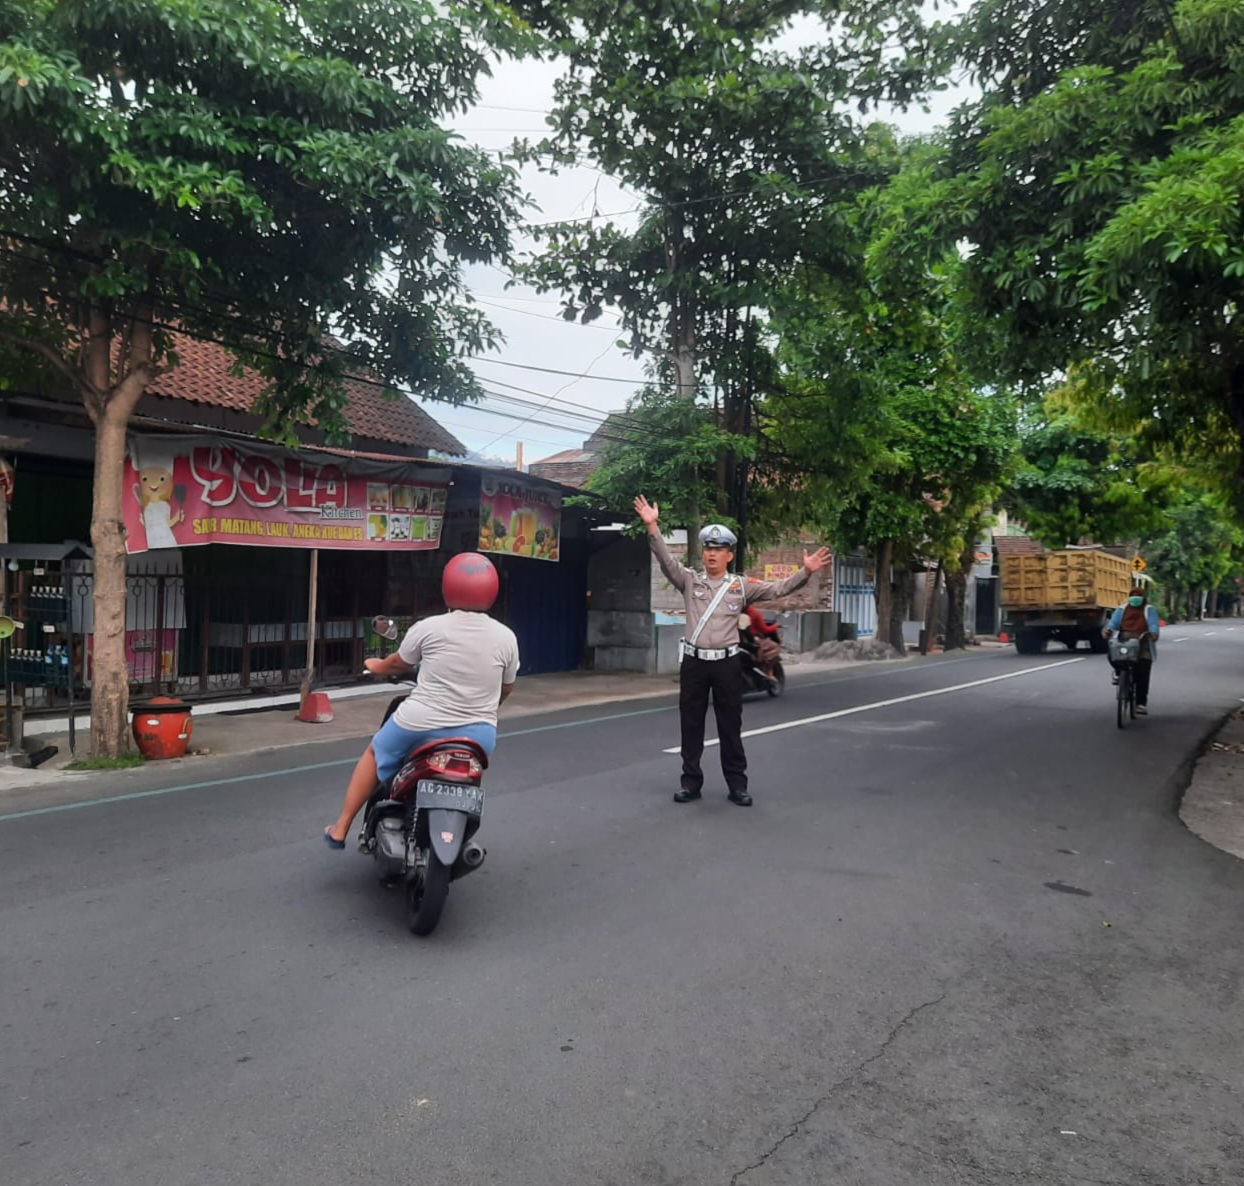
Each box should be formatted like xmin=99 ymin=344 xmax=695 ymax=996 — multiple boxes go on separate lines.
xmin=679 ymin=653 xmax=747 ymax=793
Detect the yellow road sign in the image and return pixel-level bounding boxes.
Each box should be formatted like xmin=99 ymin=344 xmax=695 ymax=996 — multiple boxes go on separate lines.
xmin=1132 ymin=556 xmax=1147 ymax=572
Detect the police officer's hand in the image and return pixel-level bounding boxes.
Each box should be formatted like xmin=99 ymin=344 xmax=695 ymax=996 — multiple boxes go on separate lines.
xmin=802 ymin=546 xmax=831 ymax=572
xmin=634 ymin=495 xmax=660 ymax=526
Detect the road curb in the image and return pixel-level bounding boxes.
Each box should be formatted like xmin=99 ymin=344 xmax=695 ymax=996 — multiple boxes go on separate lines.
xmin=1178 ymin=709 xmax=1244 ymax=862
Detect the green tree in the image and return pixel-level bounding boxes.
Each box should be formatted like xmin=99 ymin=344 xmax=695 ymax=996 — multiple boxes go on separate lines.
xmin=937 ymin=0 xmax=1244 ymax=503
xmin=585 ymin=386 xmax=754 ymax=550
xmin=1145 ymin=495 xmax=1244 ymax=620
xmin=519 ymin=0 xmax=927 ymax=559
xmin=0 ymin=0 xmax=530 ymax=754
xmin=1005 ymin=410 xmax=1172 ymax=548
xmin=762 ymin=139 xmax=1018 ymax=649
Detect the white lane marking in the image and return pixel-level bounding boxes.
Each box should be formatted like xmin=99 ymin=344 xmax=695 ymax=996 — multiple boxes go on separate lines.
xmin=1204 ymin=632 xmax=1218 ymax=637
xmin=1171 ymin=637 xmax=1189 ymax=642
xmin=665 ymin=658 xmax=1088 ymax=752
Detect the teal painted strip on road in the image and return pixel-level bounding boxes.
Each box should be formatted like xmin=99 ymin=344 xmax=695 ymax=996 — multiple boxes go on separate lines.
xmin=0 ymin=655 xmax=1001 ymax=824
xmin=0 ymin=758 xmax=358 ymax=822
xmin=0 ymin=703 xmax=679 ymax=823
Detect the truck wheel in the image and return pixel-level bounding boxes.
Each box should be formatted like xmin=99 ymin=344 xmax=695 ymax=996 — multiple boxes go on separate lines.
xmin=1015 ymin=629 xmax=1046 ymax=656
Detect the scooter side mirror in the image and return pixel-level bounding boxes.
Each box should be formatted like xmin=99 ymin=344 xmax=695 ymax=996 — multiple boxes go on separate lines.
xmin=372 ymin=615 xmax=400 ymax=642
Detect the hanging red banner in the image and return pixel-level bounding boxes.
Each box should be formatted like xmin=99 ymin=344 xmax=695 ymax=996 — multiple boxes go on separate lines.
xmin=124 ymin=436 xmax=449 ymax=554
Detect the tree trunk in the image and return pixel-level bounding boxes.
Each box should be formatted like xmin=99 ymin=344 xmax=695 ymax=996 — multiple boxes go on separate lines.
xmin=943 ymin=545 xmax=975 ymax=651
xmin=889 ymin=567 xmax=913 ymax=653
xmin=873 ymin=539 xmax=893 ymax=647
xmin=673 ymin=336 xmax=700 ymax=568
xmin=89 ymin=405 xmax=133 ymax=757
xmin=943 ymin=568 xmax=968 ymax=650
xmin=83 ymin=305 xmax=153 ymax=757
xmin=665 ymin=212 xmax=700 ymax=568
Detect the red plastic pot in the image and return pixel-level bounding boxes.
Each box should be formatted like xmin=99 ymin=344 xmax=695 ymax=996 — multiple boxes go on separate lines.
xmin=131 ymin=696 xmax=194 ymax=760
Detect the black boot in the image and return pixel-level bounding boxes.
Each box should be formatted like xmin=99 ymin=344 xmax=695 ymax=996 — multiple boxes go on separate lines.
xmin=727 ymin=787 xmax=753 ymax=807
xmin=674 ymin=787 xmax=702 ymax=803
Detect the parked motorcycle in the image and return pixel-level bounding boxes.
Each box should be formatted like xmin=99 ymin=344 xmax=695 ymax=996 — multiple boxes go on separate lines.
xmin=738 ymin=612 xmax=785 ymax=697
xmin=356 ymin=616 xmax=488 ymax=936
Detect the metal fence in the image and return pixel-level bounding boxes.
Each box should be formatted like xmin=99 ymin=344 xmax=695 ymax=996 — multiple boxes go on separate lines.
xmin=13 ymin=550 xmax=395 ymax=712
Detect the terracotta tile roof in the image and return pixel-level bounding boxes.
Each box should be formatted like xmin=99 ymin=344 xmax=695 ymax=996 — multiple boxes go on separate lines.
xmin=144 ymin=332 xmax=465 ymax=455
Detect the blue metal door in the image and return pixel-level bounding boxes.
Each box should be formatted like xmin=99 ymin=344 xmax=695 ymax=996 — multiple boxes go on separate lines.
xmin=833 ymin=555 xmax=877 ymax=637
xmin=502 ymin=537 xmax=588 ymax=675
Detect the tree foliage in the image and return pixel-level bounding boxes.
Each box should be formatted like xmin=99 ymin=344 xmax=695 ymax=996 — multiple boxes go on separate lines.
xmin=761 ymin=139 xmax=1018 ymax=645
xmin=519 ymin=0 xmax=929 ymax=557
xmin=1005 ymin=409 xmax=1172 ymax=548
xmin=1144 ymin=494 xmax=1244 ymax=619
xmin=0 ymin=0 xmax=532 ymax=752
xmin=937 ymin=0 xmax=1244 ymax=499
xmin=585 ymin=385 xmax=754 ymax=540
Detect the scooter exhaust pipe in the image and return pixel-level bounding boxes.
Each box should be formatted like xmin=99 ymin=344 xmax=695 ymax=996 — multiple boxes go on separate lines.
xmin=452 ymin=840 xmax=486 ymax=881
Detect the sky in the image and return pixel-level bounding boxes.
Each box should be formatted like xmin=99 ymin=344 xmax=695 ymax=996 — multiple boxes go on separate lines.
xmin=418 ymin=18 xmax=973 ymax=466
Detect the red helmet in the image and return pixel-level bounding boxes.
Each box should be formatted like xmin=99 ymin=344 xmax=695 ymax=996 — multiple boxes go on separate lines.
xmin=442 ymin=552 xmax=499 ymax=612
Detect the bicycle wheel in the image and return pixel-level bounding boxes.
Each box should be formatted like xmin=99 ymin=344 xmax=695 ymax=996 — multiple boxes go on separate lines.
xmin=1116 ymin=668 xmax=1132 ymax=730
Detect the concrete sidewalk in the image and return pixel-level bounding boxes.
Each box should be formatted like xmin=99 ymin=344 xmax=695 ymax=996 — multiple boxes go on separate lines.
xmin=0 ymin=650 xmax=905 ymax=794
xmin=1181 ymin=708 xmax=1244 ymax=862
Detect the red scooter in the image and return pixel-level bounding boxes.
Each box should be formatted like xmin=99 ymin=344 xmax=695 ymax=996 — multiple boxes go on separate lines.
xmin=357 ymin=617 xmax=487 ymax=936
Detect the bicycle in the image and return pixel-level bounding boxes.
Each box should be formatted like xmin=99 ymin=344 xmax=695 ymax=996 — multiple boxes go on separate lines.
xmin=1108 ymin=638 xmax=1140 ymax=729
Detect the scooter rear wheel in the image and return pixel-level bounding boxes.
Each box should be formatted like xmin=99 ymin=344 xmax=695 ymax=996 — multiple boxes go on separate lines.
xmin=407 ymin=853 xmax=450 ymax=936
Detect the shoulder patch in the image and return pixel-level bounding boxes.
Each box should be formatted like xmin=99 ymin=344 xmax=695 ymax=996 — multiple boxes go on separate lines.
xmin=747 ymin=577 xmax=762 ymax=585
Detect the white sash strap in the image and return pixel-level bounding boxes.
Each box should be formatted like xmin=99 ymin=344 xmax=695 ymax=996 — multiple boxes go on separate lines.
xmin=686 ymin=575 xmax=740 ymax=648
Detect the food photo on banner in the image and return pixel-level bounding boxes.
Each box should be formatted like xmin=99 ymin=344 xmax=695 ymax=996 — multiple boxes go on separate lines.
xmin=124 ymin=436 xmax=448 ymax=553
xmin=477 ymin=472 xmax=561 ymax=561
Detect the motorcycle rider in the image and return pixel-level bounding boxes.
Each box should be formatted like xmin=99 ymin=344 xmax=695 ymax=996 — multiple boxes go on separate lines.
xmin=741 ymin=604 xmax=783 ymax=690
xmin=635 ymin=494 xmax=831 ymax=806
xmin=323 ymin=552 xmax=519 ymax=849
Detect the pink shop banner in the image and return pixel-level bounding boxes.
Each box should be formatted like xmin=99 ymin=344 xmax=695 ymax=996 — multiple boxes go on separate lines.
xmin=124 ymin=436 xmax=449 ymax=553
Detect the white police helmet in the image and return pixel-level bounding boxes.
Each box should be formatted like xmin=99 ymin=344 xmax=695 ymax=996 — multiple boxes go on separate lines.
xmin=699 ymin=523 xmax=737 ymax=549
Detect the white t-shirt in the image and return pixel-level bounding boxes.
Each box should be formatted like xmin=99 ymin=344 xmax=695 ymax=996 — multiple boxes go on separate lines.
xmin=393 ymin=611 xmax=520 ymax=731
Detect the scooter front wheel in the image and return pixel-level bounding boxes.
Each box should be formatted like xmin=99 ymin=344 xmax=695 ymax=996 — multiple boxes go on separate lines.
xmin=407 ymin=853 xmax=450 ymax=936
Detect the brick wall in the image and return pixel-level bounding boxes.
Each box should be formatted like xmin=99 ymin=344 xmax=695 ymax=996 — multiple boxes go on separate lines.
xmin=650 ymin=536 xmax=833 ymax=612
xmin=745 ymin=541 xmax=833 ymax=610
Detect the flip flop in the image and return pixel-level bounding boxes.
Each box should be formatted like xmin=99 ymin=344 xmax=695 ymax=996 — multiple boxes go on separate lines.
xmin=323 ymin=828 xmax=346 ymax=850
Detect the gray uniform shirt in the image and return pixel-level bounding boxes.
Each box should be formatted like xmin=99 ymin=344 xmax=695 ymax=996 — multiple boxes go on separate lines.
xmin=649 ymin=532 xmax=813 ymax=651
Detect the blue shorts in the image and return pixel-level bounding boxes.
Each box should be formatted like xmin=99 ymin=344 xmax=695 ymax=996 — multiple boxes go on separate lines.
xmin=371 ymin=714 xmax=497 ymax=784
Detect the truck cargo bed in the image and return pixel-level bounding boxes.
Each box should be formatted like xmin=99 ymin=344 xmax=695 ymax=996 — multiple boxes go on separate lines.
xmin=1000 ymin=549 xmax=1132 ymax=611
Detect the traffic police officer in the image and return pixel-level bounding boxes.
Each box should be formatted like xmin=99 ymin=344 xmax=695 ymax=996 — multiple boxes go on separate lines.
xmin=634 ymin=495 xmax=832 ymax=806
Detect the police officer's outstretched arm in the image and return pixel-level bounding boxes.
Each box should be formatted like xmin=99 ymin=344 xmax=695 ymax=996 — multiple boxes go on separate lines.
xmin=743 ymin=545 xmax=833 ymax=602
xmin=635 ymin=494 xmax=689 ymax=592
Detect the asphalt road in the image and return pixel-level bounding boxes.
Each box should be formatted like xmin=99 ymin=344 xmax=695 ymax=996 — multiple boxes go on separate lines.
xmin=3 ymin=624 xmax=1243 ymax=1186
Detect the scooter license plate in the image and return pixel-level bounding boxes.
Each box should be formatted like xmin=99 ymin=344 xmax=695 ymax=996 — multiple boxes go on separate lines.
xmin=415 ymin=780 xmax=484 ymax=816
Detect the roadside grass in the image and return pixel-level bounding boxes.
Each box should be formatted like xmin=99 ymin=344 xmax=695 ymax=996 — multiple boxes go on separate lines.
xmin=66 ymin=754 xmax=147 ymax=772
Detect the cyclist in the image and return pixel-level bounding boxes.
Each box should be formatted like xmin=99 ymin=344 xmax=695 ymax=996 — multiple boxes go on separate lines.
xmin=1103 ymin=577 xmax=1160 ymax=715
